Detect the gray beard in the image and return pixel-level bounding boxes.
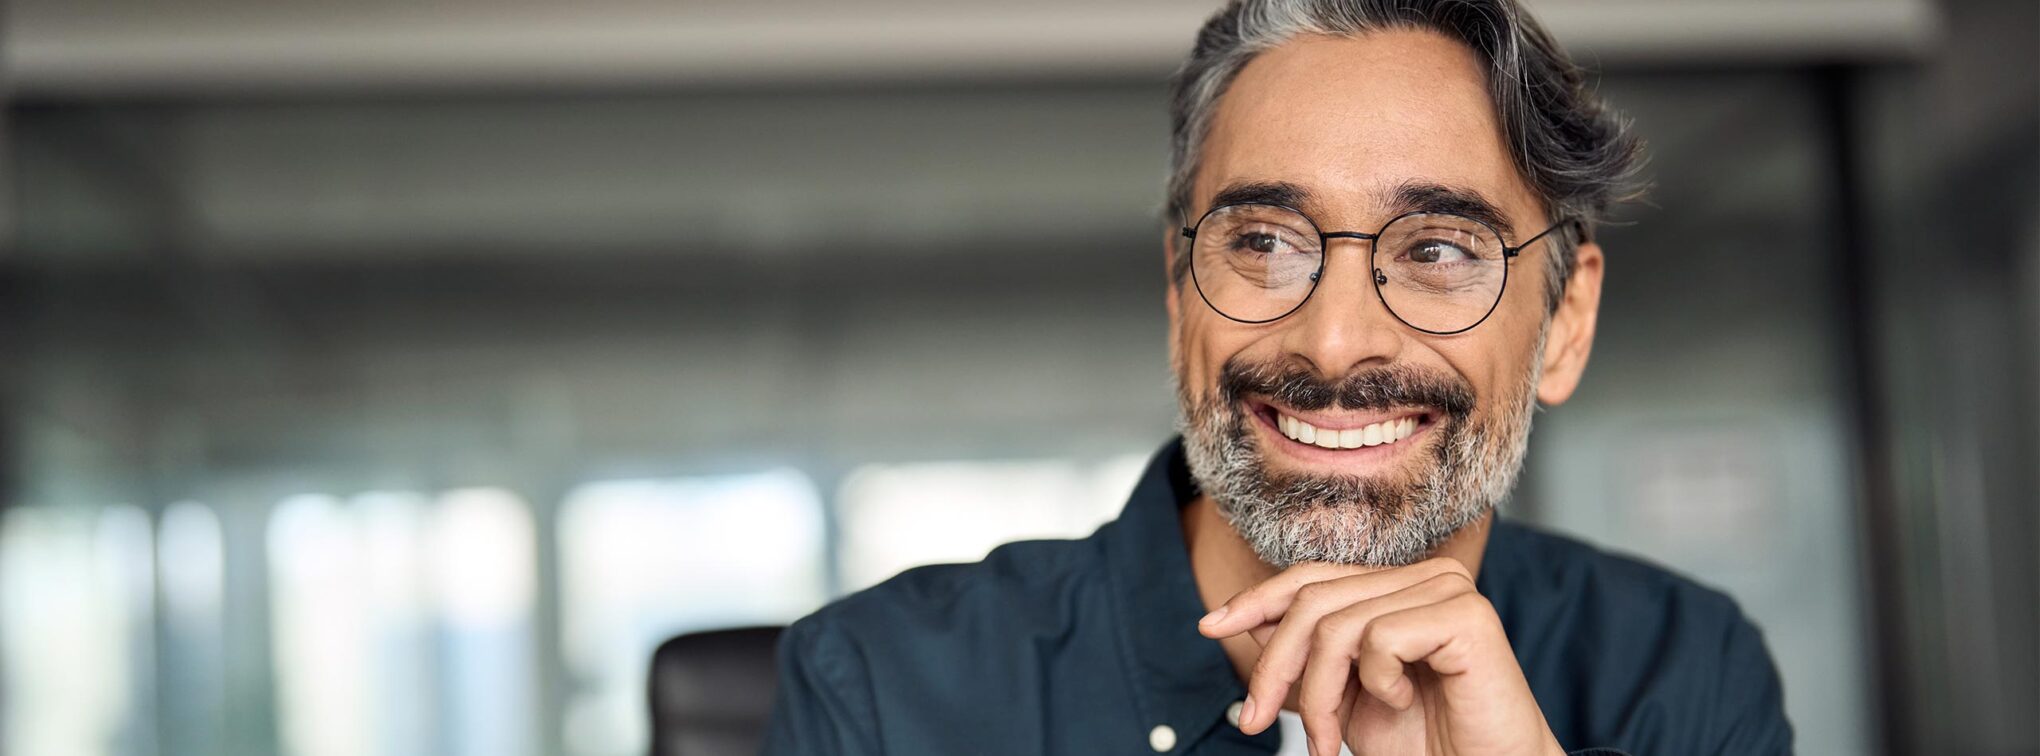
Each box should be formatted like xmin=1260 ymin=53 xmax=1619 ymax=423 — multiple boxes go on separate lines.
xmin=1174 ymin=355 xmax=1543 ymax=568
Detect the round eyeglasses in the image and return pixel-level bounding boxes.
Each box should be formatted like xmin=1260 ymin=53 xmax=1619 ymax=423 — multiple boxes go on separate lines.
xmin=1181 ymin=203 xmax=1573 ymax=335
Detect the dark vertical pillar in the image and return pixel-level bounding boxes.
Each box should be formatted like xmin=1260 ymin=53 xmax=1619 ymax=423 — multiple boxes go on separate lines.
xmin=1817 ymin=64 xmax=1912 ymax=756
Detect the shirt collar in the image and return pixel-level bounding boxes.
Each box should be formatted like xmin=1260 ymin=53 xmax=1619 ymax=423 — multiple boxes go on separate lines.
xmin=1099 ymin=436 xmax=1279 ymax=751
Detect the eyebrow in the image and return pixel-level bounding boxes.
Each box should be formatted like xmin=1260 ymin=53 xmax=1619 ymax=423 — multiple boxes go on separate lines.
xmin=1202 ymin=179 xmax=1521 ymax=240
xmin=1385 ymin=181 xmax=1518 ymax=239
xmin=1207 ymin=180 xmax=1318 ymax=216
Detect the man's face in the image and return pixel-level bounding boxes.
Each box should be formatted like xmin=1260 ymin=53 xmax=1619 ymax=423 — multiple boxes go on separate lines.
xmin=1169 ymin=30 xmax=1601 ymax=567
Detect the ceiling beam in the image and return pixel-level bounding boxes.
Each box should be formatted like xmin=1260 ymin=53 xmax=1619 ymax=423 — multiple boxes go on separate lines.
xmin=4 ymin=1 xmax=1938 ymax=98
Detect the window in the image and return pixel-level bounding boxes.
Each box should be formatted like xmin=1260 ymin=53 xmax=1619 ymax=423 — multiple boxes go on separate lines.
xmin=557 ymin=469 xmax=826 ymax=756
xmin=0 ymin=505 xmax=156 ymax=756
xmin=268 ymin=489 xmax=539 ymax=756
xmin=836 ymin=454 xmax=1146 ymax=592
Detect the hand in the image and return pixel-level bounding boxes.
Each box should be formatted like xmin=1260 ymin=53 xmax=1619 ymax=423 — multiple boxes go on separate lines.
xmin=1197 ymin=558 xmax=1564 ymax=756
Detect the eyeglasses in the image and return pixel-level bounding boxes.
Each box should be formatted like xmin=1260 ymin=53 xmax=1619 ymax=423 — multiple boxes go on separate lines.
xmin=1181 ymin=203 xmax=1573 ymax=335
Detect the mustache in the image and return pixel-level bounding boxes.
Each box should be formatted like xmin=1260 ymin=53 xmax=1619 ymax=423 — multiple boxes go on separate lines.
xmin=1216 ymin=357 xmax=1476 ymax=422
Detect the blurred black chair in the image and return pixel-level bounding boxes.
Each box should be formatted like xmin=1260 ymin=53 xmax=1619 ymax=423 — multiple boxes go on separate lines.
xmin=650 ymin=626 xmax=785 ymax=756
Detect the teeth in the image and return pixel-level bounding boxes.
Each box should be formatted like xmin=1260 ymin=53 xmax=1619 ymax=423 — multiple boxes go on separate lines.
xmin=1277 ymin=412 xmax=1421 ymax=449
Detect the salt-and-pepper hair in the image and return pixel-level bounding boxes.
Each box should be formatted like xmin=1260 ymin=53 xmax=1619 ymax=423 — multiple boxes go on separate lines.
xmin=1164 ymin=0 xmax=1645 ymax=312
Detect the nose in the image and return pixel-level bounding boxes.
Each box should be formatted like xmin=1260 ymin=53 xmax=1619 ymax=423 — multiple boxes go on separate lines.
xmin=1278 ymin=240 xmax=1405 ymax=378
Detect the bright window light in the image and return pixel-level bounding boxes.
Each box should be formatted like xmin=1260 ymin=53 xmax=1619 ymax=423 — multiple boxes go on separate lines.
xmin=557 ymin=468 xmax=826 ymax=756
xmin=0 ymin=505 xmax=155 ymax=756
xmin=269 ymin=489 xmax=539 ymax=756
xmin=836 ymin=453 xmax=1147 ymax=592
xmin=157 ymin=501 xmax=227 ymax=756
xmin=431 ymin=488 xmax=538 ymax=756
xmin=159 ymin=501 xmax=224 ymax=632
xmin=268 ymin=494 xmax=373 ymax=756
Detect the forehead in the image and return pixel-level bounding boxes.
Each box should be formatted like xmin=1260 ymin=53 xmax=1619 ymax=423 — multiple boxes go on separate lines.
xmin=1197 ymin=29 xmax=1540 ymax=227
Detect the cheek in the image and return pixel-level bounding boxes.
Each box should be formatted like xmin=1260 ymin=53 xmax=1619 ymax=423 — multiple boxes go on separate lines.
xmin=1431 ymin=289 xmax=1547 ymax=408
xmin=1174 ymin=305 xmax=1251 ymax=399
xmin=1441 ymin=325 xmax=1544 ymax=408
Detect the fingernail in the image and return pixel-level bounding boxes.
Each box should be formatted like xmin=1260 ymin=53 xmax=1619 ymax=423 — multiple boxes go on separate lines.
xmin=1199 ymin=605 xmax=1229 ymax=626
xmin=1240 ymin=694 xmax=1256 ymax=727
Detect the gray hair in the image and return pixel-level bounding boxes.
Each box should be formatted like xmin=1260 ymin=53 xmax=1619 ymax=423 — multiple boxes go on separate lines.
xmin=1165 ymin=0 xmax=1645 ymax=311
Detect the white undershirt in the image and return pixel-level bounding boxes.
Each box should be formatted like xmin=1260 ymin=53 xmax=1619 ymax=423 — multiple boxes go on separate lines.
xmin=1275 ymin=711 xmax=1357 ymax=756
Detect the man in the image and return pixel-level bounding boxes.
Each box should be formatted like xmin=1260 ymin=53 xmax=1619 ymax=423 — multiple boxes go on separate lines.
xmin=762 ymin=0 xmax=1793 ymax=753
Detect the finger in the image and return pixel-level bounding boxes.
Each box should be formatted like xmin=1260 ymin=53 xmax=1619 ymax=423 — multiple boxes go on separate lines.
xmin=1203 ymin=556 xmax=1472 ymax=640
xmin=1355 ymin=591 xmax=1500 ymax=709
xmin=1233 ymin=559 xmax=1474 ymax=733
xmin=1298 ymin=676 xmax=1355 ymax=756
xmin=1347 ymin=679 xmax=1424 ymax=756
xmin=1198 ymin=562 xmax=1362 ymax=638
xmin=1296 ymin=641 xmax=1348 ymax=756
xmin=1296 ymin=573 xmax=1475 ymax=728
xmin=1294 ymin=606 xmax=1364 ymax=751
xmin=1249 ymin=622 xmax=1276 ymax=647
xmin=1235 ymin=560 xmax=1471 ymax=732
xmin=1333 ymin=676 xmax=1359 ymax=756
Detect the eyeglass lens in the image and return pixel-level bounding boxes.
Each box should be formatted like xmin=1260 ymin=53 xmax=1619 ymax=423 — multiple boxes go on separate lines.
xmin=1189 ymin=203 xmax=1510 ymax=333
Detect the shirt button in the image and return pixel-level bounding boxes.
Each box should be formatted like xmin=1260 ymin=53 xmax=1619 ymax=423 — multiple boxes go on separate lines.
xmin=1148 ymin=724 xmax=1177 ymax=752
xmin=1226 ymin=700 xmax=1245 ymax=728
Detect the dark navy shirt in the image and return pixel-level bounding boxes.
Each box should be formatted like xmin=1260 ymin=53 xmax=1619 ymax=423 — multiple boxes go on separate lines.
xmin=762 ymin=438 xmax=1793 ymax=755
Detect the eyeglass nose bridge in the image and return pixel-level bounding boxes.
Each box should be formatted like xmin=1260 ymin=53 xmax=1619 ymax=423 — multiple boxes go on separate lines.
xmin=1306 ymin=230 xmax=1382 ymax=285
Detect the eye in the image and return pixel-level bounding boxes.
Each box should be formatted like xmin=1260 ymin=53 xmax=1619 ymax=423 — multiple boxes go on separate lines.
xmin=1407 ymin=239 xmax=1473 ymax=264
xmin=1230 ymin=226 xmax=1305 ymax=255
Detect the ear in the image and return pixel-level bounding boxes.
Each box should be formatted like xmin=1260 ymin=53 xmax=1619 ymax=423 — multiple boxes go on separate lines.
xmin=1536 ymin=240 xmax=1603 ymax=406
xmin=1164 ymin=229 xmax=1183 ymax=320
xmin=1164 ymin=228 xmax=1184 ymax=366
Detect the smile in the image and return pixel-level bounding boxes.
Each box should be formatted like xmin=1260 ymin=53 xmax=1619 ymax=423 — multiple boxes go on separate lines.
xmin=1250 ymin=400 xmax=1433 ymax=453
xmin=1276 ymin=412 xmax=1417 ymax=449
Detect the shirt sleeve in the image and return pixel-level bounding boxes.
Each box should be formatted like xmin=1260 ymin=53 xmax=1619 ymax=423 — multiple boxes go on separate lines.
xmin=1705 ymin=612 xmax=1794 ymax=755
xmin=759 ymin=616 xmax=883 ymax=756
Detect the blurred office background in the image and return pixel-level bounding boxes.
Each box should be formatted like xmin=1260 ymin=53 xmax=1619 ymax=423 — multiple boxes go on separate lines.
xmin=0 ymin=0 xmax=2033 ymax=754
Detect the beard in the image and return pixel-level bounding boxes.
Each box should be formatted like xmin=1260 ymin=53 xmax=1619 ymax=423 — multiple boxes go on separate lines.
xmin=1175 ymin=349 xmax=1543 ymax=568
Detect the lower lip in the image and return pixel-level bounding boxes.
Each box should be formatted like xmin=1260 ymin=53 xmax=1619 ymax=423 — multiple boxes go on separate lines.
xmin=1250 ymin=406 xmax=1436 ymax=468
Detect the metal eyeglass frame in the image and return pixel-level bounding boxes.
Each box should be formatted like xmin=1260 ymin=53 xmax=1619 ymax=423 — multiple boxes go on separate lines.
xmin=1179 ymin=203 xmax=1577 ymax=335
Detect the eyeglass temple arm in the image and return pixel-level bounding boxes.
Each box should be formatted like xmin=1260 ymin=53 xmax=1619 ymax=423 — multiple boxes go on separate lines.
xmin=1508 ymin=217 xmax=1584 ymax=256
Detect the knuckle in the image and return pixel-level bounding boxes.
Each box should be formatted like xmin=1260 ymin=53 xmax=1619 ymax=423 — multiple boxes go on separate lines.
xmin=1429 ymin=555 xmax=1475 ymax=580
xmin=1360 ymin=612 xmax=1405 ymax=647
xmin=1467 ymin=593 xmax=1502 ymax=625
xmin=1312 ymin=616 xmax=1349 ymax=646
xmin=1427 ymin=570 xmax=1476 ymax=592
xmin=1328 ymin=604 xmax=1375 ymax=637
xmin=1444 ymin=591 xmax=1500 ymax=629
xmin=1294 ymin=581 xmax=1329 ymax=605
xmin=1451 ymin=589 xmax=1492 ymax=613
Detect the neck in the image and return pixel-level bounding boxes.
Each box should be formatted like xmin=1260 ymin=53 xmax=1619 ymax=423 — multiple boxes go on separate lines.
xmin=1179 ymin=495 xmax=1494 ymax=685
